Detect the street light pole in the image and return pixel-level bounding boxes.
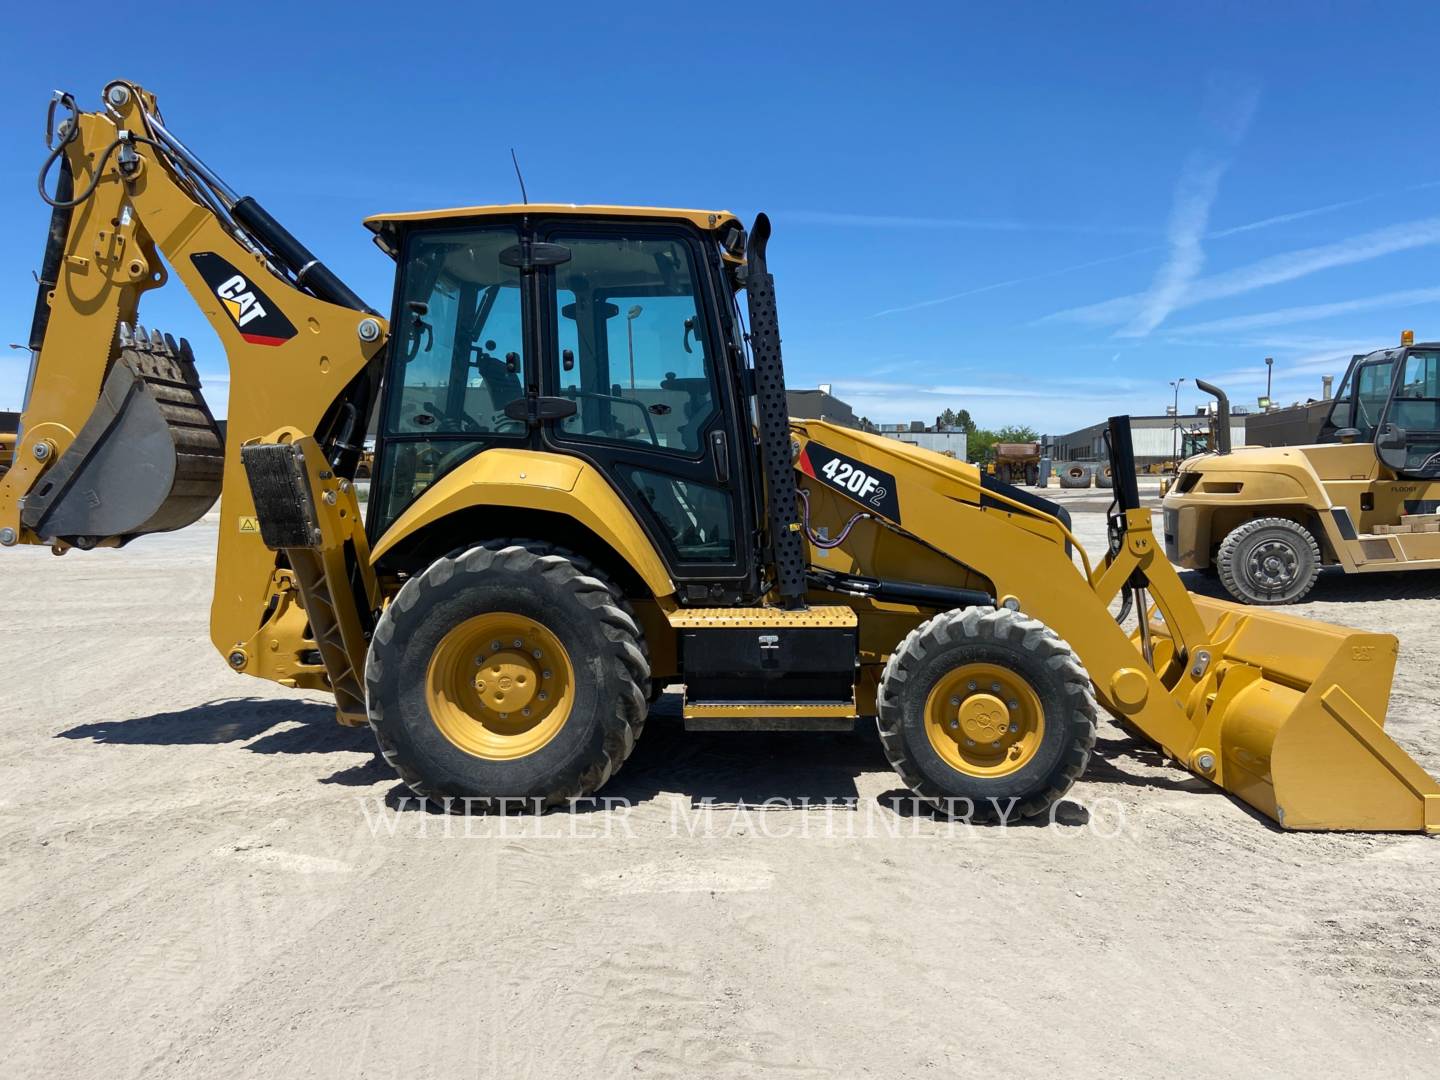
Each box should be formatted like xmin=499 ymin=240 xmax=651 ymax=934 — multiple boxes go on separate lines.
xmin=626 ymin=305 xmax=643 ymax=390
xmin=1265 ymin=356 xmax=1274 ymax=408
xmin=1170 ymin=377 xmax=1186 ymax=463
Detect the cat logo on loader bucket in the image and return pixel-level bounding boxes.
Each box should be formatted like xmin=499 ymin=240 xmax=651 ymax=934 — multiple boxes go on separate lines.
xmin=4 ymin=81 xmax=1437 ymax=832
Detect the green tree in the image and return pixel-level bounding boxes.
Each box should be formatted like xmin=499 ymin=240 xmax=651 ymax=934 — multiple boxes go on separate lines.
xmin=936 ymin=407 xmax=975 ymax=434
xmin=967 ymin=428 xmax=996 ymax=463
xmin=993 ymin=424 xmax=1039 ymax=443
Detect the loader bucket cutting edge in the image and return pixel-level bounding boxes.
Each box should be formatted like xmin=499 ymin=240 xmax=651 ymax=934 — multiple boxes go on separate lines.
xmin=1142 ymin=594 xmax=1440 ymax=833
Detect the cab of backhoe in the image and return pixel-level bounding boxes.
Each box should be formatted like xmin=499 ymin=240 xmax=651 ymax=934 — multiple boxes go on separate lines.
xmin=360 ymin=205 xmax=767 ymax=606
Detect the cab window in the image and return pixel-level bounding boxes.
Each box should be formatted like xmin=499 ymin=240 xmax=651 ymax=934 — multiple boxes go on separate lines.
xmin=1354 ymin=358 xmax=1396 ymax=439
xmin=1388 ymin=350 xmax=1440 ymax=476
xmin=375 ymin=226 xmax=526 ymax=531
xmin=552 ymin=234 xmax=716 ymax=454
xmin=387 ymin=227 xmax=525 ymax=437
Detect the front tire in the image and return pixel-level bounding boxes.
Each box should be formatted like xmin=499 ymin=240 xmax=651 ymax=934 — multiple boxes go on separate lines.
xmin=877 ymin=607 xmax=1096 ymax=822
xmin=1215 ymin=517 xmax=1321 ymax=605
xmin=365 ymin=541 xmax=649 ymax=810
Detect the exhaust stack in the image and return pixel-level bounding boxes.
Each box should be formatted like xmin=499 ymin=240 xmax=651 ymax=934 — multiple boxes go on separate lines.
xmin=1194 ymin=379 xmax=1232 ymax=454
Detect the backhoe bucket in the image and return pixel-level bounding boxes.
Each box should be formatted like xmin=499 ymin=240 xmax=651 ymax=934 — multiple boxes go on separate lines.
xmin=20 ymin=327 xmax=224 ymax=547
xmin=1148 ymin=595 xmax=1440 ymax=833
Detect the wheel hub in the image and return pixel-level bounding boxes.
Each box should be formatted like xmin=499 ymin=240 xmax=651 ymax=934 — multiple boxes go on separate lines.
xmin=473 ymin=650 xmax=539 ymax=712
xmin=1248 ymin=539 xmax=1297 ymax=588
xmin=924 ymin=662 xmax=1045 ymax=777
xmin=426 ymin=612 xmax=573 ymax=760
xmin=957 ymin=693 xmax=1009 ymax=744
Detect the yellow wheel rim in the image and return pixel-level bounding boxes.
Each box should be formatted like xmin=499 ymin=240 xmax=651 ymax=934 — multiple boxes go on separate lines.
xmin=924 ymin=662 xmax=1045 ymax=777
xmin=425 ymin=612 xmax=575 ymax=760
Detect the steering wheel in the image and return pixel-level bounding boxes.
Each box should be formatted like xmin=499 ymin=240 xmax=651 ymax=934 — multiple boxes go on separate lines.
xmin=560 ymin=389 xmax=662 ymax=446
xmin=423 ymin=400 xmax=484 ymax=435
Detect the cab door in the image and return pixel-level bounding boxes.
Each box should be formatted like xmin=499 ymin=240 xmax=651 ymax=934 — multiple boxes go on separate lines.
xmin=537 ymin=221 xmax=758 ymax=603
xmin=368 ymin=223 xmax=532 ymax=536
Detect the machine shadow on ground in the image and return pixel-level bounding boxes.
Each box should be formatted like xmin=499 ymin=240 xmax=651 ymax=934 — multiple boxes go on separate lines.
xmin=1179 ymin=566 xmax=1440 ymax=604
xmin=56 ymin=693 xmax=1205 ymax=823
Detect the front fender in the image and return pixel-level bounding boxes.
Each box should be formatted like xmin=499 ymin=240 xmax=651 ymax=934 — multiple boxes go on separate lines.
xmin=370 ymin=448 xmax=674 ymax=598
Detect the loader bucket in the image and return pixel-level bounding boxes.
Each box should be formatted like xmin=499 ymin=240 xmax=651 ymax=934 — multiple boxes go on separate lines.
xmin=1146 ymin=595 xmax=1440 ymax=833
xmin=20 ymin=327 xmax=224 ymax=547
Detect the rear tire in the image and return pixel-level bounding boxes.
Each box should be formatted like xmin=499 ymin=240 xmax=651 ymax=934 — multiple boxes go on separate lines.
xmin=877 ymin=607 xmax=1097 ymax=822
xmin=365 ymin=541 xmax=649 ymax=810
xmin=1215 ymin=517 xmax=1321 ymax=605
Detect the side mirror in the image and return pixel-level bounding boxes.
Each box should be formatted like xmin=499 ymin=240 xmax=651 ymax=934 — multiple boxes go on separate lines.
xmin=1377 ymin=424 xmax=1408 ymax=470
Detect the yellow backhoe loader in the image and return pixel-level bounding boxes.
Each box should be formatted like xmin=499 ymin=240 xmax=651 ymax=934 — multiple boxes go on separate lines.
xmin=1164 ymin=344 xmax=1440 ymax=604
xmin=5 ymin=82 xmax=1438 ymax=832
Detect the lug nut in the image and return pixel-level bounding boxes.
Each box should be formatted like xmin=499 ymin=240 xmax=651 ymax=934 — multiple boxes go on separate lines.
xmin=522 ymin=708 xmax=531 ymax=717
xmin=533 ymin=649 xmax=542 ymax=659
xmin=967 ymin=681 xmax=977 ymax=691
xmin=1009 ymin=723 xmax=1018 ymax=732
xmin=538 ymin=692 xmax=547 ymax=702
xmin=513 ymin=639 xmax=522 ymax=648
xmin=1008 ymin=700 xmax=1018 ymax=710
xmin=491 ymin=640 xmax=500 ymax=651
xmin=542 ymin=670 xmax=551 ymax=679
xmin=950 ymin=696 xmax=960 ymax=706
xmin=991 ymin=682 xmax=1001 ymax=693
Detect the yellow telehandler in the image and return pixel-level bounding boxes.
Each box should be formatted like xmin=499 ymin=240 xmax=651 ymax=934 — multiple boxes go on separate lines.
xmin=4 ymin=82 xmax=1437 ymax=831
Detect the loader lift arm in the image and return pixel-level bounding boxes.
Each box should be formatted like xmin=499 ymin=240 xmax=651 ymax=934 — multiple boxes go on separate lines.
xmin=1 ymin=81 xmax=387 ymax=713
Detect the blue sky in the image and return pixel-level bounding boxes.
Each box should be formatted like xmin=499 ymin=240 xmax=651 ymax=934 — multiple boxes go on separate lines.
xmin=2 ymin=1 xmax=1438 ymax=433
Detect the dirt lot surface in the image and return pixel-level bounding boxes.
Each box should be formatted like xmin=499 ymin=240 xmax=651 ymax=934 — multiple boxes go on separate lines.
xmin=4 ymin=499 xmax=1438 ymax=1079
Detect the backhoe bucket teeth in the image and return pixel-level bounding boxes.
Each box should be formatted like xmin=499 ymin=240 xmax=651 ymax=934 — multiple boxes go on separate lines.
xmin=20 ymin=328 xmax=224 ymax=547
xmin=1148 ymin=595 xmax=1440 ymax=833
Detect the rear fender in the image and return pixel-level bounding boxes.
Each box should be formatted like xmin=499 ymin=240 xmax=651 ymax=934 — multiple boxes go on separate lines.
xmin=369 ymin=448 xmax=674 ymax=599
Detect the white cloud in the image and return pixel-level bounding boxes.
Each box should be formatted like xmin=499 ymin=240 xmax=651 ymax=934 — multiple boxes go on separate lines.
xmin=869 ymin=246 xmax=1159 ymax=318
xmin=1043 ymin=215 xmax=1440 ymax=328
xmin=1118 ymin=154 xmax=1227 ymax=337
xmin=778 ymin=210 xmax=1149 ymax=236
xmin=1169 ymin=286 xmax=1440 ymax=335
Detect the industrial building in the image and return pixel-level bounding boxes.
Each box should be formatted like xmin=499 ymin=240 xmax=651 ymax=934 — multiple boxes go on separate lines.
xmin=1245 ymin=376 xmax=1337 ymax=447
xmin=785 ymin=386 xmax=861 ymax=429
xmin=1047 ymin=413 xmax=1245 ymax=468
xmin=876 ymin=420 xmax=967 ymax=458
xmin=785 ymin=388 xmax=967 ymax=458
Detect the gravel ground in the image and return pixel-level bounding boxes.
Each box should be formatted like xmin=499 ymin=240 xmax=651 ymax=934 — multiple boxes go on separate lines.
xmin=2 ymin=493 xmax=1437 ymax=1079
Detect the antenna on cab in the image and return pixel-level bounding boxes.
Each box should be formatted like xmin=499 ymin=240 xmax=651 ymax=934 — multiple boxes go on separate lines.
xmin=510 ymin=148 xmax=528 ymax=204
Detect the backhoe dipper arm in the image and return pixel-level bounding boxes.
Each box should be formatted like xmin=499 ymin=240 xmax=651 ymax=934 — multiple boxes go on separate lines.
xmin=0 ymin=81 xmax=388 ymax=680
